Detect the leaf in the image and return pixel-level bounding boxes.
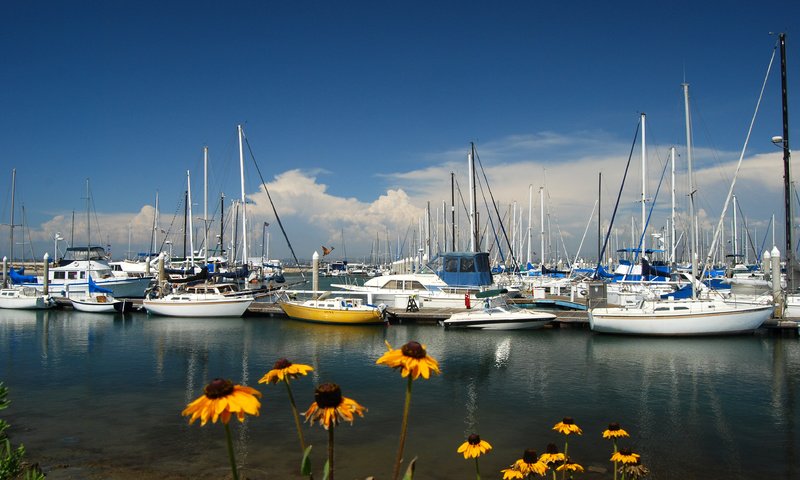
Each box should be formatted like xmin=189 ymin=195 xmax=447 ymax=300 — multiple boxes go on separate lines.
xmin=322 ymin=459 xmax=330 ymax=480
xmin=402 ymin=456 xmax=418 ymax=480
xmin=300 ymin=445 xmax=313 ymax=476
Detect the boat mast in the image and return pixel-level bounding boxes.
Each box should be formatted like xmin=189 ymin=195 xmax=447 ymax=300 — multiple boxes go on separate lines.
xmin=779 ymin=33 xmax=794 ymax=290
xmin=640 ymin=112 xmax=647 ymax=257
xmin=468 ymin=143 xmax=477 ymax=253
xmin=203 ymin=146 xmax=209 ymax=264
xmin=528 ymin=184 xmax=533 ymax=265
xmin=683 ymin=83 xmax=697 ymax=300
xmin=152 ymin=191 xmax=159 ymax=255
xmin=238 ymin=125 xmax=248 ymax=266
xmin=539 ymin=186 xmax=545 ymax=267
xmin=451 ymin=172 xmax=456 ymax=252
xmin=187 ymin=170 xmax=195 ymax=269
xmin=670 ymin=146 xmax=676 ymax=265
xmin=8 ymin=168 xmax=15 ymax=264
xmin=597 ymin=173 xmax=601 ymax=266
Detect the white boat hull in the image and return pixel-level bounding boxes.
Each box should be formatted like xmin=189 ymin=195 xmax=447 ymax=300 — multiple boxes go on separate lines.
xmin=143 ymin=296 xmax=253 ymax=317
xmin=443 ymin=309 xmax=556 ymax=330
xmin=71 ymin=296 xmax=121 ymax=313
xmin=0 ymin=288 xmax=56 ymax=310
xmin=589 ymin=300 xmax=773 ymax=335
xmin=23 ymin=276 xmax=153 ymax=298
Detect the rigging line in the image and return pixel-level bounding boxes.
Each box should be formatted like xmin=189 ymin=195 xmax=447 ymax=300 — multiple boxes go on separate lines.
xmin=473 ymin=155 xmax=506 ymax=262
xmin=733 ymin=195 xmax=759 ymax=263
xmin=542 ymin=187 xmax=570 ymax=263
xmin=595 ymin=119 xmax=641 ymax=277
xmin=570 ymin=200 xmax=598 ymax=276
xmin=631 ymin=151 xmax=671 ymax=266
xmin=701 ymin=44 xmax=776 ymax=280
xmin=160 ymin=191 xmax=185 ymax=255
xmin=243 ymin=135 xmax=304 ymax=277
xmin=758 ymin=215 xmax=773 ymax=262
xmin=473 ymin=148 xmax=517 ymax=267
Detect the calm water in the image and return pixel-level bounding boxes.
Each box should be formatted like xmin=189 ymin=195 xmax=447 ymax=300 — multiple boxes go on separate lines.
xmin=1 ymin=304 xmax=799 ymax=479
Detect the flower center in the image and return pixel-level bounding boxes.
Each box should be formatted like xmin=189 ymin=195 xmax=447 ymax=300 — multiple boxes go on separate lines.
xmin=273 ymin=358 xmax=292 ymax=370
xmin=608 ymin=422 xmax=620 ymax=431
xmin=314 ymin=383 xmax=343 ymax=408
xmin=619 ymin=447 xmax=633 ymax=456
xmin=545 ymin=443 xmax=560 ymax=454
xmin=467 ymin=434 xmax=481 ymax=445
xmin=523 ymin=449 xmax=538 ymax=463
xmin=401 ymin=341 xmax=426 ymax=359
xmin=562 ymin=417 xmax=574 ymax=425
xmin=204 ymin=378 xmax=234 ymax=399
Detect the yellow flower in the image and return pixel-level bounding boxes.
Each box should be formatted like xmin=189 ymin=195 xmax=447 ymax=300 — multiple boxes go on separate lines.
xmin=376 ymin=340 xmax=440 ymax=380
xmin=304 ymin=383 xmax=366 ymax=430
xmin=602 ymin=422 xmax=630 ymax=439
xmin=507 ymin=449 xmax=548 ymax=476
xmin=258 ymin=358 xmax=313 ymax=384
xmin=611 ymin=448 xmax=641 ymax=465
xmin=182 ymin=378 xmax=262 ymax=426
xmin=556 ymin=460 xmax=584 ymax=472
xmin=552 ymin=416 xmax=583 ymax=435
xmin=539 ymin=443 xmax=566 ymax=465
xmin=457 ymin=433 xmax=492 ymax=459
xmin=501 ymin=467 xmax=525 ymax=479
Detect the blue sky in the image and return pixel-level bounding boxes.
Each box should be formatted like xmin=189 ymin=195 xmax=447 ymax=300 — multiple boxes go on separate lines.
xmin=1 ymin=1 xmax=798 ymax=263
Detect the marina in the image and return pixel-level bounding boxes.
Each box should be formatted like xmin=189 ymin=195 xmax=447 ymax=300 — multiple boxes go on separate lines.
xmin=1 ymin=305 xmax=798 ymax=479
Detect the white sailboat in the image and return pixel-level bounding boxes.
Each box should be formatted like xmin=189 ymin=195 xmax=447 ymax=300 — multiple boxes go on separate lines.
xmin=590 ymin=83 xmax=773 ymax=335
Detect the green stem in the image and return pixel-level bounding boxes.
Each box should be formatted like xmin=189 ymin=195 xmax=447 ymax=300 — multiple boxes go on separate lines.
xmin=224 ymin=422 xmax=239 ymax=480
xmin=284 ymin=379 xmax=307 ymax=451
xmin=391 ymin=376 xmax=414 ymax=480
xmin=612 ymin=440 xmax=618 ymax=480
xmin=474 ymin=456 xmax=481 ymax=480
xmin=328 ymin=424 xmax=335 ymax=480
xmin=561 ymin=440 xmax=569 ymax=480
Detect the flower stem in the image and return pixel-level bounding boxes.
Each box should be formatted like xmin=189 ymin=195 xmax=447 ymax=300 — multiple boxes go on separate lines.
xmin=562 ymin=440 xmax=569 ymax=480
xmin=612 ymin=440 xmax=618 ymax=480
xmin=328 ymin=424 xmax=335 ymax=480
xmin=474 ymin=457 xmax=481 ymax=480
xmin=391 ymin=375 xmax=414 ymax=480
xmin=284 ymin=379 xmax=307 ymax=451
xmin=224 ymin=422 xmax=239 ymax=480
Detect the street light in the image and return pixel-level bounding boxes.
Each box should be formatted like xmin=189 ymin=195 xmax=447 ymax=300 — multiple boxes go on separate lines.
xmin=54 ymin=232 xmax=64 ymax=260
xmin=165 ymin=240 xmax=173 ymax=260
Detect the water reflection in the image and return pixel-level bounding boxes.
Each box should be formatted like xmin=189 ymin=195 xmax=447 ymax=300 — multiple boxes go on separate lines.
xmin=0 ymin=311 xmax=798 ymax=480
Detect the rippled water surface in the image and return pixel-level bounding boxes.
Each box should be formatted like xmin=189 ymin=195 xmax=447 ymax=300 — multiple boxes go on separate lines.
xmin=1 ymin=305 xmax=798 ymax=479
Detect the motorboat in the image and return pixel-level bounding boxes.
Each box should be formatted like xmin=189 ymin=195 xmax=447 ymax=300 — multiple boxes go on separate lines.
xmin=441 ymin=289 xmax=556 ymax=330
xmin=0 ymin=286 xmax=56 ymax=310
xmin=142 ymin=282 xmax=254 ymax=317
xmin=278 ymin=293 xmax=386 ymax=325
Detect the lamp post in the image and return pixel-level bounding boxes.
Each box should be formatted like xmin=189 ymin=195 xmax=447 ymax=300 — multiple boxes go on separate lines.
xmin=54 ymin=232 xmax=63 ymax=261
xmin=165 ymin=240 xmax=173 ymax=261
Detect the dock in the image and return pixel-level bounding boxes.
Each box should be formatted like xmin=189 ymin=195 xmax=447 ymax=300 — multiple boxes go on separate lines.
xmin=51 ymin=296 xmax=799 ymax=333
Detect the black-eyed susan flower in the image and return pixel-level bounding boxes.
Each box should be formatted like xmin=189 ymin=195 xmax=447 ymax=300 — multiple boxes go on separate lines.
xmin=182 ymin=378 xmax=261 ymax=426
xmin=457 ymin=433 xmax=492 ymax=459
xmin=376 ymin=340 xmax=440 ymax=380
xmin=511 ymin=449 xmax=548 ymax=476
xmin=500 ymin=466 xmax=525 ymax=479
xmin=552 ymin=417 xmax=583 ymax=435
xmin=539 ymin=443 xmax=566 ymax=466
xmin=603 ymin=422 xmax=630 ymax=439
xmin=611 ymin=448 xmax=641 ymax=465
xmin=556 ymin=459 xmax=584 ymax=473
xmin=304 ymin=383 xmax=366 ymax=430
xmin=620 ymin=459 xmax=650 ymax=478
xmin=259 ymin=358 xmax=313 ymax=384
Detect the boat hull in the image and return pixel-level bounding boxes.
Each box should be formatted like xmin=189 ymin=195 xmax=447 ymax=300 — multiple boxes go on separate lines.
xmin=589 ymin=301 xmax=773 ymax=335
xmin=443 ymin=310 xmax=555 ymax=330
xmin=278 ymin=301 xmax=383 ymax=325
xmin=23 ymin=276 xmax=153 ymax=298
xmin=0 ymin=289 xmax=56 ymax=310
xmin=143 ymin=297 xmax=253 ymax=317
xmin=71 ymin=295 xmax=121 ymax=313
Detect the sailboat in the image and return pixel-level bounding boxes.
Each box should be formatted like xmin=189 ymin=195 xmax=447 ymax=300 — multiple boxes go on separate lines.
xmin=589 ymin=84 xmax=773 ymax=335
xmin=70 ymin=276 xmax=125 ymax=313
xmin=1 ymin=170 xmax=55 ymax=309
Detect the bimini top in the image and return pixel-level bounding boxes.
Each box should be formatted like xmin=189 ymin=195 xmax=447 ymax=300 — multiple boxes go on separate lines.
xmin=434 ymin=252 xmax=493 ymax=287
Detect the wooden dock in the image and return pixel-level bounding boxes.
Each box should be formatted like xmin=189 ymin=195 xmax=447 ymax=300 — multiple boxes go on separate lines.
xmin=51 ymin=296 xmax=799 ymax=333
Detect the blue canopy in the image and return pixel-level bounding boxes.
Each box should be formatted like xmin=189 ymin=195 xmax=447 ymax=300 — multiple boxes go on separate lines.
xmin=88 ymin=276 xmax=113 ymax=294
xmin=435 ymin=252 xmax=493 ymax=287
xmin=9 ymin=268 xmax=36 ymax=284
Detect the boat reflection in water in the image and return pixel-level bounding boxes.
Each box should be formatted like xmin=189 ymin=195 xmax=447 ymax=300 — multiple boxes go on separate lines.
xmin=0 ymin=310 xmax=797 ymax=479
